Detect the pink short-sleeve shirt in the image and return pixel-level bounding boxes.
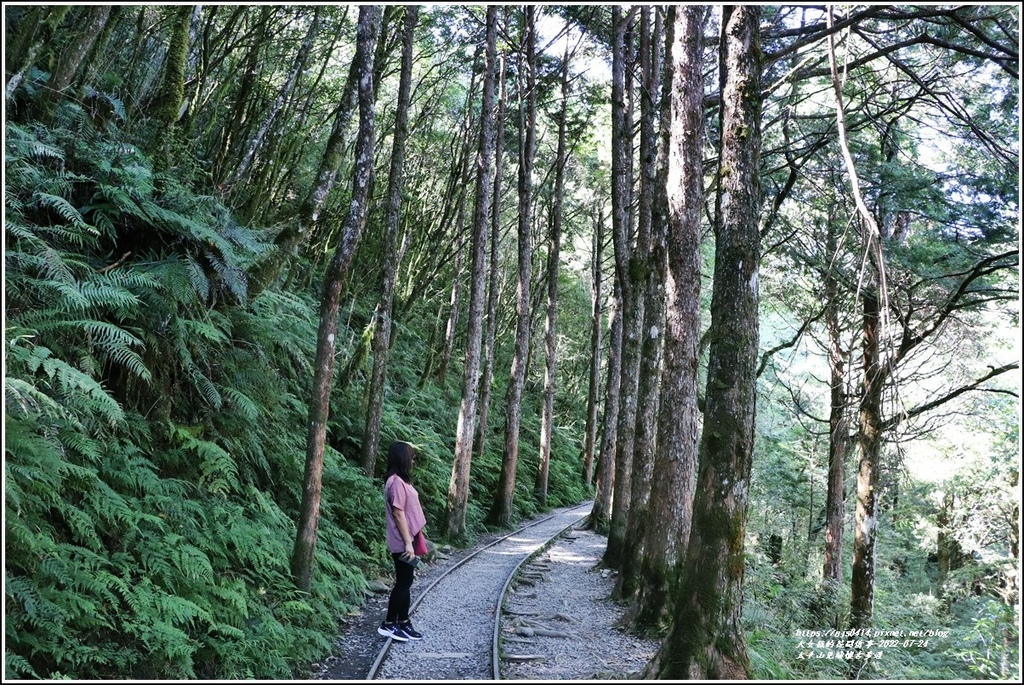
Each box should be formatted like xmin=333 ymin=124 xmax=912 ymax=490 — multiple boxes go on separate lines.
xmin=384 ymin=473 xmax=427 ymax=554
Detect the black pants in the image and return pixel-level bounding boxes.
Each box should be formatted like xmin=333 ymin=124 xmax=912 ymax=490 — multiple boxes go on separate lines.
xmin=386 ymin=553 xmax=415 ymax=623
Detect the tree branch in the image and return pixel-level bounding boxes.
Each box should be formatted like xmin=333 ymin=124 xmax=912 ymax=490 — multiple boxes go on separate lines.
xmin=882 ymin=362 xmax=1020 ymax=431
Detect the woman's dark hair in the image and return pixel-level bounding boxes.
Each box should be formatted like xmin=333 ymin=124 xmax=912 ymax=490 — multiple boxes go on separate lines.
xmin=386 ymin=441 xmax=415 ymax=483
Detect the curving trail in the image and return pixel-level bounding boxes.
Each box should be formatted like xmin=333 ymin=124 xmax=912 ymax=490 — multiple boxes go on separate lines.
xmin=369 ymin=501 xmax=592 ymax=680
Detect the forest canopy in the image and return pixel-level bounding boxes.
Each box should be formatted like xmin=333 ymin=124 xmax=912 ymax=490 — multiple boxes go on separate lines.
xmin=3 ymin=4 xmax=1019 ymax=680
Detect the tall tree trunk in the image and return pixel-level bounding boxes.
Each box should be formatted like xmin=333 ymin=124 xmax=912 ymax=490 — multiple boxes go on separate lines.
xmin=229 ymin=8 xmax=322 ymax=186
xmin=437 ymin=69 xmax=481 ymax=386
xmin=589 ymin=275 xmax=622 ymax=533
xmin=151 ymin=5 xmax=192 ymax=128
xmin=45 ymin=6 xmax=113 ymax=100
xmin=820 ymin=217 xmax=850 ymax=613
xmin=446 ymin=6 xmax=498 ymax=538
xmin=616 ymin=6 xmax=665 ymax=602
xmin=474 ymin=50 xmax=507 ymax=465
xmin=5 ymin=6 xmax=72 ymax=100
xmin=212 ymin=28 xmax=263 ymax=185
xmin=581 ymin=206 xmax=605 ymax=487
xmin=360 ymin=5 xmax=419 ymax=478
xmin=252 ymin=29 xmax=361 ymax=290
xmin=605 ymin=5 xmax=640 ymax=570
xmin=488 ymin=6 xmax=537 ymax=528
xmin=290 ymin=5 xmax=381 ymax=592
xmin=418 ymin=301 xmax=444 ymax=389
xmin=631 ymin=6 xmax=704 ymax=627
xmin=850 ymin=289 xmax=883 ymax=631
xmin=76 ymin=6 xmax=124 ymax=93
xmin=535 ymin=27 xmax=570 ymax=508
xmin=438 ymin=225 xmax=466 ymax=385
xmin=649 ymin=6 xmax=762 ymax=678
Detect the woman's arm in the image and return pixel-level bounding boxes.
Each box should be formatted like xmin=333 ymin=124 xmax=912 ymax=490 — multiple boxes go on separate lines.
xmin=392 ymin=507 xmax=416 ymax=559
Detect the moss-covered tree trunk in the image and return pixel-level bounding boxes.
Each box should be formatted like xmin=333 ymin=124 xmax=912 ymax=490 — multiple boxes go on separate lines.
xmin=648 ymin=5 xmax=762 ymax=678
xmin=488 ymin=6 xmax=536 ymax=528
xmin=436 ymin=67 xmax=480 ymax=386
xmin=360 ymin=6 xmax=419 ymax=478
xmin=628 ymin=4 xmax=703 ymax=628
xmin=151 ymin=5 xmax=192 ymax=128
xmin=616 ymin=6 xmax=665 ymax=602
xmin=46 ymin=6 xmax=113 ymax=101
xmin=446 ymin=5 xmax=498 ymax=538
xmin=5 ymin=6 xmax=72 ymax=99
xmin=290 ymin=5 xmax=381 ymax=592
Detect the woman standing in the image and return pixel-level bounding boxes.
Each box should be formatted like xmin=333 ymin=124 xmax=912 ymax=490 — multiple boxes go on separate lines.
xmin=378 ymin=441 xmax=427 ymax=641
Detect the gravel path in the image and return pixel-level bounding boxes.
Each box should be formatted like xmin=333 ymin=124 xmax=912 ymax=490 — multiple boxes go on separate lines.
xmin=374 ymin=503 xmax=591 ymax=680
xmin=312 ymin=502 xmax=594 ymax=680
xmin=498 ymin=526 xmax=660 ymax=680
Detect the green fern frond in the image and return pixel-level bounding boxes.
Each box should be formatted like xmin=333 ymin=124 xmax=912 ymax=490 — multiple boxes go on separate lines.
xmin=85 ymin=480 xmax=140 ymax=529
xmin=185 ymin=256 xmax=211 ymax=301
xmin=208 ymin=578 xmax=249 ymax=619
xmin=5 ymin=650 xmax=39 ymax=680
xmin=78 ymin=281 xmax=141 ymax=315
xmin=205 ymin=252 xmax=249 ymax=303
xmin=58 ymin=429 xmax=103 ymax=465
xmin=4 ymin=123 xmax=65 ymax=165
xmin=4 ymin=377 xmax=72 ymax=423
xmin=191 ymin=368 xmax=223 ymax=409
xmin=31 ymin=192 xmax=97 ymax=234
xmin=172 ymin=544 xmax=215 ymax=582
xmin=98 ymin=343 xmax=151 ymax=382
xmin=35 ymin=246 xmax=79 ymax=284
xmin=157 ymin=593 xmax=211 ymax=628
xmin=139 ymin=541 xmax=177 ymax=588
xmin=34 ymin=352 xmax=124 ymax=426
xmin=3 ymin=218 xmax=40 ymax=241
xmin=181 ymin=316 xmax=230 ymax=347
xmin=222 ymin=387 xmax=260 ymax=423
xmin=194 ymin=438 xmax=236 ymax=495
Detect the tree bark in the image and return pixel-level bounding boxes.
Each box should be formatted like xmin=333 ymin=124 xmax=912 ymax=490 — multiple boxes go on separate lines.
xmin=437 ymin=225 xmax=466 ymax=385
xmin=629 ymin=5 xmax=703 ymax=627
xmin=581 ymin=206 xmax=605 ymax=488
xmin=446 ymin=6 xmax=498 ymax=538
xmin=5 ymin=6 xmax=72 ymax=100
xmin=488 ymin=7 xmax=537 ymax=528
xmin=535 ymin=25 xmax=570 ymax=508
xmin=589 ymin=274 xmax=622 ymax=533
xmin=850 ymin=289 xmax=883 ymax=632
xmin=46 ymin=6 xmax=113 ymax=100
xmin=820 ymin=217 xmax=850 ymax=612
xmin=436 ymin=65 xmax=481 ymax=386
xmin=474 ymin=49 xmax=507 ymax=467
xmin=251 ymin=24 xmax=361 ymax=290
xmin=290 ymin=5 xmax=381 ymax=592
xmin=650 ymin=5 xmax=762 ymax=678
xmin=151 ymin=6 xmax=192 ymax=128
xmin=605 ymin=6 xmax=640 ymax=570
xmin=616 ymin=6 xmax=665 ymax=602
xmin=360 ymin=6 xmax=419 ymax=478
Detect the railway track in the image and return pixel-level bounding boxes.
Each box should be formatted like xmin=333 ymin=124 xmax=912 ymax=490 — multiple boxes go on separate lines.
xmin=367 ymin=501 xmax=592 ymax=680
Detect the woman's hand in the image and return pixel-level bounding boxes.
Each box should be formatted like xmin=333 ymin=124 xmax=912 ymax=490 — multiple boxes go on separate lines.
xmin=403 ymin=539 xmax=415 ymax=560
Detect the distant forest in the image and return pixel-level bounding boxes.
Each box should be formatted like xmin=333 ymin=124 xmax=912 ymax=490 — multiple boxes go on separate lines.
xmin=4 ymin=4 xmax=1019 ymax=680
